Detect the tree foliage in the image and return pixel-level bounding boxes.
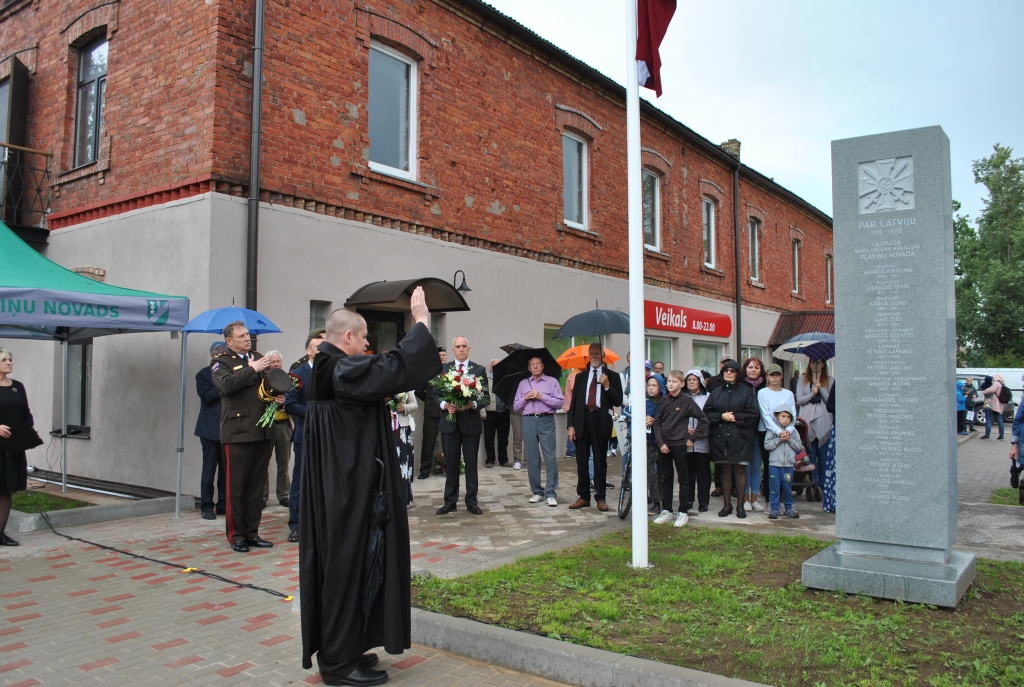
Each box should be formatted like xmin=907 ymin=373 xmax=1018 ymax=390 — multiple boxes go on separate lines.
xmin=955 ymin=144 xmax=1024 ymax=366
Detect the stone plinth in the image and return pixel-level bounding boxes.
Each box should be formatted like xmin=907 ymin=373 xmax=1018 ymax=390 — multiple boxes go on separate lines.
xmin=802 ymin=125 xmax=975 ymax=607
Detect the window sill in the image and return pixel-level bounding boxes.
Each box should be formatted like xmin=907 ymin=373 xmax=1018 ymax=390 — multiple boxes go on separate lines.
xmin=749 ymin=279 xmax=765 ymax=290
xmin=0 ymin=0 xmax=32 ymax=21
xmin=53 ymin=157 xmax=110 ymax=187
xmin=350 ymin=164 xmax=440 ymax=200
xmin=791 ymin=291 xmax=805 ymax=301
xmin=644 ymin=248 xmax=670 ymax=263
xmin=557 ymin=223 xmax=601 ymax=242
xmin=700 ymin=265 xmax=726 ymax=278
xmin=49 ymin=429 xmax=91 ymax=440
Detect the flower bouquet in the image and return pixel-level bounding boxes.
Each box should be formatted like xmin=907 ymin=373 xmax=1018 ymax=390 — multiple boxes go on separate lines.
xmin=257 ymin=369 xmax=301 ymax=428
xmin=388 ymin=392 xmax=409 ymax=414
xmin=430 ymin=370 xmax=484 ymax=423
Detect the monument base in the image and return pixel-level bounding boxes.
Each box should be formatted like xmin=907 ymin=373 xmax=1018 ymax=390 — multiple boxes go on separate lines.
xmin=801 ymin=544 xmax=976 ymax=607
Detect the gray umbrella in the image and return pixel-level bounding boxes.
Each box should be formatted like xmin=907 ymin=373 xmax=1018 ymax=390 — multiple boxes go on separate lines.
xmin=556 ymin=309 xmax=630 ymax=338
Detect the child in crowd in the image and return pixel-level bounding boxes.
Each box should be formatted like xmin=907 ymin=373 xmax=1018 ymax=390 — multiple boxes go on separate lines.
xmin=764 ymin=402 xmax=803 ymax=519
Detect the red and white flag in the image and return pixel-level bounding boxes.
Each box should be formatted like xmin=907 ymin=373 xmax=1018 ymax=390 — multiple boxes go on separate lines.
xmin=636 ymin=0 xmax=676 ymax=97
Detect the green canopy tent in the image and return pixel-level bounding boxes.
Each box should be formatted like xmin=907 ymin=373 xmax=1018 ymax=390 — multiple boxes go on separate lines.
xmin=0 ymin=221 xmax=190 ymax=504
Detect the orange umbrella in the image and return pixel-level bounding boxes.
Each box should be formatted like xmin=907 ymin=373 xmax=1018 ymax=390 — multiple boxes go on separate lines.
xmin=556 ymin=345 xmax=619 ymax=370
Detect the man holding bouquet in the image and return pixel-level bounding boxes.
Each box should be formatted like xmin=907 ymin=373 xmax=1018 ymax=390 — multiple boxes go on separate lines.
xmin=437 ymin=336 xmax=490 ymax=515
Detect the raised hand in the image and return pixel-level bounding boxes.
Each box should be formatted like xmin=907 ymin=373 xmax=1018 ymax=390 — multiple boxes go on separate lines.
xmin=410 ymin=286 xmax=430 ymax=326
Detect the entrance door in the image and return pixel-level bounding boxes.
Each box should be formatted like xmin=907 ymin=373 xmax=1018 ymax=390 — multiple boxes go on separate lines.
xmin=359 ymin=309 xmax=405 ymax=354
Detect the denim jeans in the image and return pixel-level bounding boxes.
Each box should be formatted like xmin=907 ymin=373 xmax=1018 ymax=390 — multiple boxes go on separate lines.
xmin=807 ymin=438 xmax=826 ymax=487
xmin=768 ymin=465 xmax=795 ymax=511
xmin=745 ymin=440 xmax=763 ymax=497
xmin=985 ymin=408 xmax=1005 ymax=439
xmin=523 ymin=415 xmax=558 ymax=499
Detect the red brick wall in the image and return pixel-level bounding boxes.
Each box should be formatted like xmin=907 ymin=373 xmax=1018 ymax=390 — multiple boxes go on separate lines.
xmin=2 ymin=0 xmax=832 ymax=313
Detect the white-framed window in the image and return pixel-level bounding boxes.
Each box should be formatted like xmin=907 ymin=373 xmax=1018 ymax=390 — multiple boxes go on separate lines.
xmin=368 ymin=42 xmax=417 ymax=180
xmin=826 ymin=254 xmax=833 ymax=303
xmin=74 ymin=38 xmax=108 ymax=168
xmin=645 ymin=337 xmax=672 ymax=371
xmin=309 ymin=300 xmax=330 ymax=332
xmin=792 ymin=239 xmax=801 ymax=292
xmin=702 ymin=197 xmax=715 ymax=267
xmin=692 ymin=342 xmax=723 ymax=374
xmin=740 ymin=346 xmax=764 ymax=363
xmin=562 ymin=131 xmax=587 ymax=228
xmin=749 ymin=218 xmax=761 ymax=281
xmin=642 ymin=170 xmax=660 ymax=250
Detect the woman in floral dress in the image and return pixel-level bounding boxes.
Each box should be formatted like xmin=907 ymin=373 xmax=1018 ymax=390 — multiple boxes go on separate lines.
xmin=391 ymin=391 xmax=418 ymax=506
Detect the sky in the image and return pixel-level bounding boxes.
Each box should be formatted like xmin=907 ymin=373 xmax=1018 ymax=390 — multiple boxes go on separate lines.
xmin=483 ymin=0 xmax=1024 ymax=223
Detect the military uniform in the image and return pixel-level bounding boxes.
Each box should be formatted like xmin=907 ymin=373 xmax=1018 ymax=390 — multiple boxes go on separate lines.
xmin=211 ymin=349 xmax=274 ymax=546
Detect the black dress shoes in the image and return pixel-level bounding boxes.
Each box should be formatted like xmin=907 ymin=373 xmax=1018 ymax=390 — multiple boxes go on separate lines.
xmin=466 ymin=504 xmax=483 ymax=515
xmin=361 ymin=653 xmax=379 ymax=667
xmin=1 ymin=533 xmax=19 ymax=546
xmin=201 ymin=509 xmax=216 ymax=520
xmin=436 ymin=503 xmax=457 ymax=515
xmin=215 ymin=505 xmax=226 ymax=515
xmin=288 ymin=529 xmax=299 ymax=543
xmin=279 ymin=497 xmax=290 ymax=507
xmin=323 ymin=665 xmax=389 ymax=686
xmin=231 ymin=541 xmax=250 ymax=553
xmin=246 ymin=537 xmax=274 ymax=548
xmin=417 ymin=473 xmax=430 ymax=480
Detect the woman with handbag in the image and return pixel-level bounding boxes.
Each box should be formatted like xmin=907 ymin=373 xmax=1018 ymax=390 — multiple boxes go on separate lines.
xmin=796 ymin=357 xmax=834 ymax=502
xmin=0 ymin=348 xmax=42 ymax=546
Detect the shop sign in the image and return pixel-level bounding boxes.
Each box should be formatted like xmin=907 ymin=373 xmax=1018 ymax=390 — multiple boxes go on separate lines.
xmin=643 ymin=299 xmax=732 ymax=338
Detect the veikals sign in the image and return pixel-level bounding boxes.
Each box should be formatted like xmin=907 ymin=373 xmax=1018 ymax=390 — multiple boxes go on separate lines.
xmin=643 ymin=299 xmax=732 ymax=338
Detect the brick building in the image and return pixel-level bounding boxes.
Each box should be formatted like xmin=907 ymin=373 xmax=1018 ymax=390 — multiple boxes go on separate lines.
xmin=0 ymin=0 xmax=833 ymax=491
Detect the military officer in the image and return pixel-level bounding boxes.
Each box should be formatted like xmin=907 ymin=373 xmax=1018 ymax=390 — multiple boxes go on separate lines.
xmin=211 ymin=320 xmax=282 ymax=552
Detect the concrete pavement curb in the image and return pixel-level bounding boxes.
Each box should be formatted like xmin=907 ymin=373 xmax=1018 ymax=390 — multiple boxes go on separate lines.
xmin=410 ymin=608 xmax=771 ymax=687
xmin=9 ymin=495 xmax=195 ymax=533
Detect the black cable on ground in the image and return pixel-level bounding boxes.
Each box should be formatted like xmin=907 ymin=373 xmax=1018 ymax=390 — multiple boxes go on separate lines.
xmin=39 ymin=512 xmax=293 ymax=601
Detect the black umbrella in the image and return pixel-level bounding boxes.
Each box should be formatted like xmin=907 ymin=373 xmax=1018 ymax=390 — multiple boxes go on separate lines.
xmin=492 ymin=348 xmax=562 ymax=406
xmin=362 ymin=456 xmax=390 ymax=632
xmin=556 ymin=309 xmax=630 ymax=338
xmin=499 ymin=342 xmax=530 ymax=354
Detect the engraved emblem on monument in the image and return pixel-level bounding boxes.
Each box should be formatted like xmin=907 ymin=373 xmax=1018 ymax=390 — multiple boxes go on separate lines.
xmin=858 ymin=157 xmax=915 ymax=213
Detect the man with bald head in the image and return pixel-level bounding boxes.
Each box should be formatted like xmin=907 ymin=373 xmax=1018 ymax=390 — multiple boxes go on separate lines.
xmin=436 ymin=335 xmax=490 ymax=515
xmin=300 ymin=288 xmax=442 ymax=686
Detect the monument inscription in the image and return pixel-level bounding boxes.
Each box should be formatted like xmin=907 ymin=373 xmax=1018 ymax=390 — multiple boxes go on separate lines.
xmin=802 ymin=126 xmax=975 ymax=606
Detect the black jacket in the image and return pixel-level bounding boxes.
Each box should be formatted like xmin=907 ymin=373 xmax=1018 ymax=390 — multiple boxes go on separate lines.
xmin=702 ymin=381 xmax=759 ymax=463
xmin=706 ymin=371 xmax=726 ymax=392
xmin=210 ymin=350 xmax=273 ymax=444
xmin=285 ymin=361 xmax=312 ymax=444
xmin=193 ymin=367 xmax=221 ymax=441
xmin=415 ymin=378 xmax=442 ymax=419
xmin=566 ymin=365 xmax=624 ymax=439
xmin=437 ymin=360 xmax=490 ymax=436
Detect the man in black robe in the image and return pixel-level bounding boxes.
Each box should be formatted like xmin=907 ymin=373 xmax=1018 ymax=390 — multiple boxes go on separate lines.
xmin=300 ymin=287 xmax=441 ymax=686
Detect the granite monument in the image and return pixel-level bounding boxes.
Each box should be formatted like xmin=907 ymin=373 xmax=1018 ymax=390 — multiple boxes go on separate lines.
xmin=801 ymin=126 xmax=976 ymax=607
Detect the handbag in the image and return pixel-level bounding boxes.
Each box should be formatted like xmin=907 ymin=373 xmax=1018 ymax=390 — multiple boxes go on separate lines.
xmin=0 ymin=423 xmax=44 ymax=454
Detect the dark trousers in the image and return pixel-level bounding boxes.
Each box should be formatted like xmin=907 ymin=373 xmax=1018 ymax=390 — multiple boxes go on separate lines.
xmin=957 ymin=410 xmax=967 ymax=433
xmin=288 ymin=443 xmax=302 ymax=531
xmin=484 ymin=409 xmax=511 ymax=465
xmin=263 ymin=421 xmax=292 ymax=503
xmin=442 ymin=429 xmax=480 ymax=507
xmin=419 ymin=413 xmax=441 ymax=476
xmin=685 ymin=451 xmax=712 ymax=508
xmin=223 ymin=440 xmax=273 ymax=544
xmin=574 ymin=409 xmax=609 ymax=502
xmin=658 ymin=445 xmax=690 ymax=512
xmin=199 ymin=438 xmax=225 ymax=512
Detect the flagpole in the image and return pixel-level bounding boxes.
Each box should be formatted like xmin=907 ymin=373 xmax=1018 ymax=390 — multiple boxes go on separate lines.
xmin=626 ymin=0 xmax=648 ymax=569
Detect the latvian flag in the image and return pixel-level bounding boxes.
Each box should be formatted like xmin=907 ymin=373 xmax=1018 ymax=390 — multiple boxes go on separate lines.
xmin=636 ymin=0 xmax=676 ymax=98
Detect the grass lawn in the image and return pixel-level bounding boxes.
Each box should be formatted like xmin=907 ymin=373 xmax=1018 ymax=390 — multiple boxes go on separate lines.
xmin=413 ymin=527 xmax=1024 ymax=687
xmin=13 ymin=489 xmax=91 ymax=513
xmin=989 ymin=488 xmax=1023 ymax=506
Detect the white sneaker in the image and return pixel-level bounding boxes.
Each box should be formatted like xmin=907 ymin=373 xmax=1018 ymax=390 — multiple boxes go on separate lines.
xmin=750 ymin=500 xmax=764 ymax=512
xmin=653 ymin=510 xmax=673 ymax=524
xmin=529 ymin=494 xmax=543 ymax=503
xmin=547 ymin=497 xmax=558 ymax=507
xmin=673 ymin=512 xmax=689 ymax=527
xmin=513 ymin=461 xmax=521 ymax=470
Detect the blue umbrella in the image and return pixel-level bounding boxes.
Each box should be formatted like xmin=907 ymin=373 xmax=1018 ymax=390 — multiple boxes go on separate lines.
xmin=773 ymin=333 xmax=835 ymax=362
xmin=801 ymin=340 xmax=836 ymax=362
xmin=182 ymin=306 xmax=282 ymax=335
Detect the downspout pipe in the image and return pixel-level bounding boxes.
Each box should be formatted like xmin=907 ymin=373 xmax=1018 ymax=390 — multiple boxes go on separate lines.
xmin=245 ymin=0 xmax=266 ymax=311
xmin=733 ymin=164 xmax=742 ymax=359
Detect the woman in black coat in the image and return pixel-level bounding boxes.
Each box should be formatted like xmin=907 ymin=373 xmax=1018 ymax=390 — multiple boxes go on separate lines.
xmin=702 ymin=360 xmax=760 ymax=518
xmin=0 ymin=348 xmax=37 ymax=546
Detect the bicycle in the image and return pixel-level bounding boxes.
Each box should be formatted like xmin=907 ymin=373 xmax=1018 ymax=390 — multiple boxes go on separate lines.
xmin=614 ymin=412 xmax=633 ymax=519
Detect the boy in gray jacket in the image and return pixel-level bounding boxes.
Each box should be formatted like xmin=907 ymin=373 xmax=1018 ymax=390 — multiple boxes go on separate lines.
xmin=764 ymin=402 xmax=803 ymax=519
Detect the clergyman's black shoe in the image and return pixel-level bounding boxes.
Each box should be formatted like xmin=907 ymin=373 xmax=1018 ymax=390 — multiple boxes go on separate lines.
xmin=246 ymin=537 xmax=274 ymax=548
xmin=466 ymin=504 xmax=483 ymax=515
xmin=323 ymin=665 xmax=389 ymax=686
xmin=436 ymin=503 xmax=457 ymax=515
xmin=201 ymin=509 xmax=216 ymax=520
xmin=231 ymin=541 xmax=250 ymax=553
xmin=361 ymin=653 xmax=379 ymax=668
xmin=1 ymin=533 xmax=20 ymax=546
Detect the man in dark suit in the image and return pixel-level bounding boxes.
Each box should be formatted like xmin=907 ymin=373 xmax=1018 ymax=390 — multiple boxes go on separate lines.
xmin=567 ymin=343 xmax=623 ymax=511
xmin=211 ymin=321 xmax=282 ymax=552
xmin=284 ymin=330 xmax=322 ymax=543
xmin=415 ymin=346 xmax=447 ymax=479
xmin=437 ymin=336 xmax=490 ymax=515
xmin=195 ymin=342 xmax=229 ymax=520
